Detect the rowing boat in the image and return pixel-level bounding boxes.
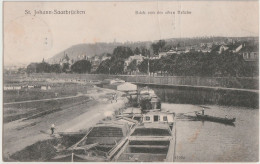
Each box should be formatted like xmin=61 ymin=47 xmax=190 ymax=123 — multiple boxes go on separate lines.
xmin=196 ymin=113 xmax=236 ymax=124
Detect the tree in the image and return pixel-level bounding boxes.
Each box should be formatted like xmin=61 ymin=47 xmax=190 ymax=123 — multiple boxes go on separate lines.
xmin=50 ymin=64 xmax=62 ymax=73
xmin=127 ymin=59 xmax=137 ymax=74
xmin=26 ymin=63 xmax=37 ymax=73
xmin=62 ymin=63 xmax=70 ymax=73
xmin=96 ymin=59 xmax=111 ymax=74
xmin=36 ymin=62 xmax=51 ymax=73
xmin=151 ymin=43 xmax=160 ymax=55
xmin=141 ymin=47 xmax=151 ymax=57
xmin=112 ymin=46 xmax=133 ymax=59
xmin=71 ymin=60 xmax=92 ymax=73
xmin=134 ymin=47 xmax=141 ymax=55
xmin=138 ymin=59 xmax=148 ymax=73
xmin=159 ymin=56 xmax=173 ymax=76
xmin=18 ymin=68 xmax=26 ymax=74
xmin=97 ymin=58 xmax=125 ymax=75
xmin=151 ymin=40 xmax=166 ymax=55
xmin=110 ymin=59 xmax=125 ymax=74
xmin=96 ymin=46 xmax=137 ymax=75
xmin=157 ymin=40 xmax=166 ymax=52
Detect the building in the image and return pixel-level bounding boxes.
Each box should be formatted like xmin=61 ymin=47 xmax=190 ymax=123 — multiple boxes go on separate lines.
xmin=172 ymin=47 xmax=188 ymax=54
xmin=149 ymin=55 xmax=160 ymax=60
xmin=89 ymin=55 xmax=102 ymax=72
xmin=128 ymin=54 xmax=145 ymax=64
xmin=102 ymin=78 xmax=125 ymax=85
xmin=124 ymin=54 xmax=145 ymax=72
xmin=227 ymin=44 xmax=243 ymax=53
xmin=158 ymin=52 xmax=167 ymax=58
xmin=211 ymin=44 xmax=229 ymax=54
xmin=59 ymin=53 xmax=74 ymax=73
xmin=200 ymin=47 xmax=211 ymax=53
xmin=240 ymin=44 xmax=258 ymax=62
xmin=59 ymin=53 xmax=73 ymax=66
xmin=103 ymin=82 xmax=137 ymax=92
xmin=211 ymin=43 xmax=243 ymax=54
xmin=77 ymin=54 xmax=87 ymax=61
xmin=101 ymin=56 xmax=111 ymax=61
xmin=240 ymin=44 xmax=259 ymax=75
xmin=242 ymin=50 xmax=258 ymax=62
xmin=41 ymin=85 xmax=51 ymax=90
xmin=166 ymin=49 xmax=177 ymax=55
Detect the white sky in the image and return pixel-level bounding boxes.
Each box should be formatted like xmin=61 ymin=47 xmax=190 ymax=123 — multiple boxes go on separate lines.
xmin=3 ymin=1 xmax=259 ymax=65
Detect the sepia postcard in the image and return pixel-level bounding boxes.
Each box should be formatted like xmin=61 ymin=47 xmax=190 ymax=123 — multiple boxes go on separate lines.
xmin=2 ymin=1 xmax=259 ymax=162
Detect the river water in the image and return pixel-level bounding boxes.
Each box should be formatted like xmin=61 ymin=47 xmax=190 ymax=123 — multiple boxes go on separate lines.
xmin=162 ymin=103 xmax=259 ymax=162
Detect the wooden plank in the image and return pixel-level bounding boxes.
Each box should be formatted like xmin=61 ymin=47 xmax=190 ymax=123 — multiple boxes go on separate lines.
xmin=107 ymin=137 xmax=128 ymax=157
xmin=73 ymin=143 xmax=99 ymax=150
xmin=67 ymin=127 xmax=93 ymax=150
xmin=123 ymin=152 xmax=166 ymax=156
xmin=97 ymin=144 xmax=114 ymax=148
xmin=58 ymin=131 xmax=86 ymax=136
xmin=165 ymin=122 xmax=176 ymax=162
xmin=75 ymin=154 xmax=108 ymax=161
xmin=112 ymin=140 xmax=130 ymax=161
xmin=165 ymin=140 xmax=174 ymax=162
xmin=52 ymin=154 xmax=72 ymax=160
xmin=128 ymin=145 xmax=168 ymax=149
xmin=129 ymin=136 xmax=172 ymax=141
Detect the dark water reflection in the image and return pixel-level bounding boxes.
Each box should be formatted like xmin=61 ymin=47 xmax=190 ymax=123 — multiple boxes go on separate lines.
xmin=162 ymin=103 xmax=259 ymax=162
xmin=149 ymin=85 xmax=259 ymax=108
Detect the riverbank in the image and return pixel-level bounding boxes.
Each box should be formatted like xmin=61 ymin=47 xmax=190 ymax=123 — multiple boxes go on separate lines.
xmin=3 ymin=87 xmax=127 ymax=161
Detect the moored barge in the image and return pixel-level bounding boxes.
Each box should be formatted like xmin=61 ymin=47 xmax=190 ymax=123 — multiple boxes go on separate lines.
xmin=111 ymin=111 xmax=176 ymax=162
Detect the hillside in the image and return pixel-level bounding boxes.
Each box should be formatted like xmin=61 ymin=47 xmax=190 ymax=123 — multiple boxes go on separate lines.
xmin=47 ymin=41 xmax=155 ymax=63
xmin=47 ymin=37 xmax=258 ymax=64
xmin=47 ymin=43 xmax=122 ymax=63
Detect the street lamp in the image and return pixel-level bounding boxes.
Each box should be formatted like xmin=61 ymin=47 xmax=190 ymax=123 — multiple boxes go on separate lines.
xmin=147 ymin=59 xmax=150 ymax=75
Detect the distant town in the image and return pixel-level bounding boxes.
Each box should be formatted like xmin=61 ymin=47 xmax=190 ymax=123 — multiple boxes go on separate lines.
xmin=4 ymin=37 xmax=259 ymax=77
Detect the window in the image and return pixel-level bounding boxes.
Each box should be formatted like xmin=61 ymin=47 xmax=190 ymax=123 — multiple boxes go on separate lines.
xmin=154 ymin=115 xmax=159 ymax=122
xmin=250 ymin=53 xmax=254 ymax=59
xmin=163 ymin=116 xmax=168 ymax=121
xmin=145 ymin=116 xmax=150 ymax=121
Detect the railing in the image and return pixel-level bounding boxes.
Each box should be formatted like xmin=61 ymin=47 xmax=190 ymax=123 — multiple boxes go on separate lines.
xmin=6 ymin=73 xmax=259 ymax=90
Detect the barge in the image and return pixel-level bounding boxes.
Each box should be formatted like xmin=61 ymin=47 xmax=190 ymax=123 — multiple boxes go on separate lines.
xmin=112 ymin=111 xmax=176 ymax=162
xmin=51 ymin=118 xmax=137 ymax=162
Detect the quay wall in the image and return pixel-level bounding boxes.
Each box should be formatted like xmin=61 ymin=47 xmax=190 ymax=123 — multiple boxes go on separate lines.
xmin=136 ymin=83 xmax=258 ymax=109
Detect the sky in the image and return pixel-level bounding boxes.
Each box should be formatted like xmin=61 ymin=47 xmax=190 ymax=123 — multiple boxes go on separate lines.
xmin=3 ymin=1 xmax=259 ymax=65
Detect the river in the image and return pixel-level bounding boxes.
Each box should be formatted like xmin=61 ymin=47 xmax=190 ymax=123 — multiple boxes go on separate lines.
xmin=162 ymin=103 xmax=259 ymax=162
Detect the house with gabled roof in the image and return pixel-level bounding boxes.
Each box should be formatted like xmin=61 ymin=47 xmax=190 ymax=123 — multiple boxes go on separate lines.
xmin=211 ymin=43 xmax=243 ymax=54
xmin=240 ymin=44 xmax=258 ymax=62
xmin=124 ymin=54 xmax=146 ymax=73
